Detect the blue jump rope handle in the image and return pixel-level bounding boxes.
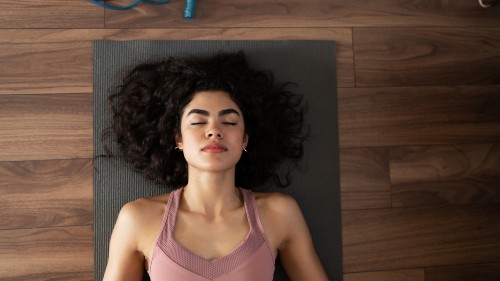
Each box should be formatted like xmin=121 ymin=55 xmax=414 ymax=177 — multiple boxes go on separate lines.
xmin=184 ymin=0 xmax=196 ymax=19
xmin=90 ymin=0 xmax=194 ymax=19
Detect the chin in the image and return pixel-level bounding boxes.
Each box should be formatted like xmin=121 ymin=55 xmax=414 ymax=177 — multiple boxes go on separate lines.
xmin=189 ymin=162 xmax=237 ymax=174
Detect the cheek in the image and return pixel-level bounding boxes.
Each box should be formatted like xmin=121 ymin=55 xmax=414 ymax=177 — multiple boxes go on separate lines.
xmin=231 ymin=133 xmax=246 ymax=148
xmin=181 ymin=131 xmax=202 ymax=147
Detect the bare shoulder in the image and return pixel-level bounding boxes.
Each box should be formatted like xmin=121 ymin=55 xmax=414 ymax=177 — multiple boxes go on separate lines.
xmin=124 ymin=193 xmax=170 ymax=210
xmin=252 ymin=191 xmax=305 ymax=251
xmin=112 ymin=193 xmax=171 ymax=257
xmin=115 ymin=193 xmax=170 ymax=232
xmin=253 ymin=191 xmax=329 ymax=280
xmin=103 ymin=193 xmax=171 ymax=281
xmin=254 ymin=191 xmax=301 ymax=217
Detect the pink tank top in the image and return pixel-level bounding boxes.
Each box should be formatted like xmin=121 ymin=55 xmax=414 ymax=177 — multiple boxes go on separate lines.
xmin=148 ymin=188 xmax=275 ymax=281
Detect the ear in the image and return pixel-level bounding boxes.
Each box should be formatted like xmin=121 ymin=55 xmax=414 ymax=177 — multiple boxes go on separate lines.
xmin=243 ymin=133 xmax=249 ymax=148
xmin=175 ymin=134 xmax=183 ymax=149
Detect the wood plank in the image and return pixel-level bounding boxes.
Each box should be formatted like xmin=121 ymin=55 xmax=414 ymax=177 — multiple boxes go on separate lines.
xmin=103 ymin=0 xmax=500 ymax=28
xmin=0 ymin=28 xmax=353 ymax=95
xmin=0 ymin=225 xmax=93 ymax=280
xmin=0 ymin=0 xmax=103 ymax=28
xmin=0 ymin=159 xmax=93 ymax=230
xmin=342 ymin=203 xmax=500 ymax=273
xmin=338 ymin=86 xmax=500 ymax=148
xmin=2 ymin=272 xmax=94 ymax=281
xmin=425 ymin=262 xmax=500 ymax=281
xmin=344 ymin=269 xmax=424 ymax=281
xmin=354 ymin=28 xmax=500 ymax=87
xmin=0 ymin=41 xmax=93 ymax=95
xmin=0 ymin=94 xmax=92 ymax=161
xmin=390 ymin=143 xmax=500 ymax=208
xmin=340 ymin=148 xmax=391 ymax=210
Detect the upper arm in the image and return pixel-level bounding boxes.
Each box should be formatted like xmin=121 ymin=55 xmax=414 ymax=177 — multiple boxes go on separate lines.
xmin=276 ymin=195 xmax=329 ymax=281
xmin=102 ymin=202 xmax=145 ymax=281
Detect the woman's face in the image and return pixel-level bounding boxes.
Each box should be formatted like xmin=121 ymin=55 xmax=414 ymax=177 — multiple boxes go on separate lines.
xmin=176 ymin=91 xmax=248 ymax=174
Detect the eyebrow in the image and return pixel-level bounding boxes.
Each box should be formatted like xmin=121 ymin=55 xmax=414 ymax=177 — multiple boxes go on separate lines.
xmin=187 ymin=108 xmax=240 ymax=117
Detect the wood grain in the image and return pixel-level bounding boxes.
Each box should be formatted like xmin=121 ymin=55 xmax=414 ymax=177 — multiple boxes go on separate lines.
xmin=390 ymin=143 xmax=500 ymax=208
xmin=344 ymin=269 xmax=424 ymax=281
xmin=1 ymin=0 xmax=500 ymax=279
xmin=0 ymin=94 xmax=92 ymax=161
xmin=0 ymin=0 xmax=103 ymax=28
xmin=0 ymin=28 xmax=353 ymax=95
xmin=0 ymin=159 xmax=93 ymax=230
xmin=354 ymin=28 xmax=500 ymax=87
xmin=103 ymin=0 xmax=500 ymax=28
xmin=0 ymin=225 xmax=93 ymax=280
xmin=342 ymin=203 xmax=500 ymax=273
xmin=0 ymin=41 xmax=93 ymax=95
xmin=338 ymin=86 xmax=500 ymax=148
xmin=340 ymin=148 xmax=391 ymax=210
xmin=425 ymin=262 xmax=500 ymax=281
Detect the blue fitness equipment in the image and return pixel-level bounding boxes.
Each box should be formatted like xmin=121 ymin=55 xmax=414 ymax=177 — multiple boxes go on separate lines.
xmin=89 ymin=0 xmax=196 ymax=19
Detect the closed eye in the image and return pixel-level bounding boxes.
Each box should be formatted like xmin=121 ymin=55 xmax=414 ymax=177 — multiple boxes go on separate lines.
xmin=222 ymin=122 xmax=237 ymax=125
xmin=190 ymin=122 xmax=206 ymax=125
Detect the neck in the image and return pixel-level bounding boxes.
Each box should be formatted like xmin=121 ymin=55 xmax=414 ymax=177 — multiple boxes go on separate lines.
xmin=181 ymin=169 xmax=242 ymax=217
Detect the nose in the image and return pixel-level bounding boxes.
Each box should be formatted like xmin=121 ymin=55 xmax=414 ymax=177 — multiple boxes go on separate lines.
xmin=205 ymin=123 xmax=223 ymax=139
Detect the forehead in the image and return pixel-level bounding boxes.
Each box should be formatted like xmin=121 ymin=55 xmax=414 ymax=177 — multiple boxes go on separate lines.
xmin=184 ymin=91 xmax=241 ymax=114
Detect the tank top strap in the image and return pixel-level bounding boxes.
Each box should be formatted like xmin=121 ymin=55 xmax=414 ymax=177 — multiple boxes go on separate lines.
xmin=166 ymin=187 xmax=183 ymax=237
xmin=240 ymin=188 xmax=274 ymax=260
xmin=239 ymin=188 xmax=262 ymax=235
xmin=155 ymin=187 xmax=182 ymax=253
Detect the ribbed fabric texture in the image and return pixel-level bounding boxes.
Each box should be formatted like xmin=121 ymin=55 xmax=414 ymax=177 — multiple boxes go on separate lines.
xmin=148 ymin=188 xmax=275 ymax=280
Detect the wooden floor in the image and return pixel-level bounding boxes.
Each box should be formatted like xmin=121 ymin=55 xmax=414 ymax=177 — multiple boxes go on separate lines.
xmin=1 ymin=0 xmax=500 ymax=280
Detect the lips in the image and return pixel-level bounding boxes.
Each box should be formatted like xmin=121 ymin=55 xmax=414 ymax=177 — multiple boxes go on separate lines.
xmin=202 ymin=143 xmax=227 ymax=153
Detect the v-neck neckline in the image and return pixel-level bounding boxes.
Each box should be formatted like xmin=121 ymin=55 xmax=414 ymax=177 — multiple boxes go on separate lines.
xmin=156 ymin=187 xmax=269 ymax=279
xmin=170 ymin=187 xmax=254 ymax=262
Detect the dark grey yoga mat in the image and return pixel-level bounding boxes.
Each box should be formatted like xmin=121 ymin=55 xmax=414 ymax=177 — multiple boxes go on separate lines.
xmin=93 ymin=40 xmax=342 ymax=281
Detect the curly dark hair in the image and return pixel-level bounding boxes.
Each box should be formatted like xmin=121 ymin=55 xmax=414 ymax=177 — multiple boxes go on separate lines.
xmin=102 ymin=51 xmax=307 ymax=189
